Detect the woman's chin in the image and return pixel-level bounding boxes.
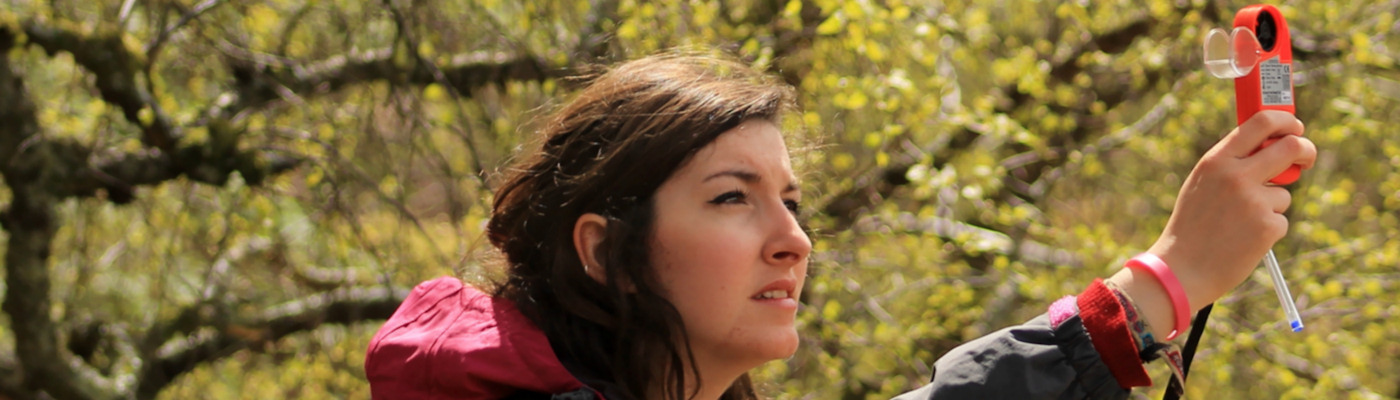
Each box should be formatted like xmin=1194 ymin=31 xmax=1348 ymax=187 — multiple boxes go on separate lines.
xmin=707 ymin=327 xmax=803 ymax=369
xmin=754 ymin=329 xmax=802 ymax=360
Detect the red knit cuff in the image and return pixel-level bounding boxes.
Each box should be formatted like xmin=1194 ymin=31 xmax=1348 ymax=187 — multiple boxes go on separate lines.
xmin=1078 ymin=278 xmax=1151 ymax=388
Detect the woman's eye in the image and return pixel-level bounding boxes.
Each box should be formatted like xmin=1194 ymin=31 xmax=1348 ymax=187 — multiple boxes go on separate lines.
xmin=710 ymin=190 xmax=747 ymax=205
xmin=784 ymin=199 xmax=800 ymax=213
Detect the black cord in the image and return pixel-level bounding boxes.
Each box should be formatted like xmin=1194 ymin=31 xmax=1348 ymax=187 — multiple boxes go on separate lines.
xmin=1163 ymin=303 xmax=1213 ymax=400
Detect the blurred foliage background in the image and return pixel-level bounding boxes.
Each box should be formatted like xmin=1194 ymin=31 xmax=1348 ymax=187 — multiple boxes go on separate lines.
xmin=1 ymin=0 xmax=1398 ymax=399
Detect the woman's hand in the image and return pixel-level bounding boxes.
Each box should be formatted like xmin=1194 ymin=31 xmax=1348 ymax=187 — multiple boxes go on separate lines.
xmin=1110 ymin=110 xmax=1317 ymax=339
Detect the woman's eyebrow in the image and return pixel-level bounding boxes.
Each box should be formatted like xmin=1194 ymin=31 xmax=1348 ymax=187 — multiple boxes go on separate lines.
xmin=703 ymin=169 xmax=760 ymax=184
xmin=702 ymin=169 xmax=800 ymax=193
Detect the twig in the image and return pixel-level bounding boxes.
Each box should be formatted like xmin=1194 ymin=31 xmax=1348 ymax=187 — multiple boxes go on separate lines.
xmin=145 ymin=0 xmax=227 ymax=59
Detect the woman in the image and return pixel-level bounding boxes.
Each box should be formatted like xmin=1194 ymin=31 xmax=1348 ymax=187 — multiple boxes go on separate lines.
xmin=364 ymin=53 xmax=1316 ymax=399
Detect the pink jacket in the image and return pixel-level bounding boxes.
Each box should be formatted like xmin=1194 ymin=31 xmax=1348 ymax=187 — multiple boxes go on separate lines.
xmin=365 ymin=277 xmax=596 ymax=399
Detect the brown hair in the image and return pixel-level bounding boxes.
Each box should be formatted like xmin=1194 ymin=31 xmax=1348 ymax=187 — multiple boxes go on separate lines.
xmin=486 ymin=52 xmax=796 ymax=399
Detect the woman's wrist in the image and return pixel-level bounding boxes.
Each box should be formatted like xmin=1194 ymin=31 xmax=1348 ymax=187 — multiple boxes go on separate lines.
xmin=1102 ymin=279 xmax=1159 ymax=354
xmin=1144 ymin=239 xmax=1218 ymax=314
xmin=1106 ymin=260 xmax=1180 ymax=341
xmin=1123 ymin=253 xmax=1190 ymax=340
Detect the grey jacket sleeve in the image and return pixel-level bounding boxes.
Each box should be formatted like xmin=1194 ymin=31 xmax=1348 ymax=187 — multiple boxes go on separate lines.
xmin=892 ymin=314 xmax=1130 ymax=400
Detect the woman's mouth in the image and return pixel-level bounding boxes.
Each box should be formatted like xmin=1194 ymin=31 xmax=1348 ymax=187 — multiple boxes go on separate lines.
xmin=754 ymin=290 xmax=790 ymax=300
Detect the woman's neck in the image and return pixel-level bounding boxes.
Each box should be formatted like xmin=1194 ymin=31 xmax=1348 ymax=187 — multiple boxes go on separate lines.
xmin=649 ymin=362 xmax=743 ymax=400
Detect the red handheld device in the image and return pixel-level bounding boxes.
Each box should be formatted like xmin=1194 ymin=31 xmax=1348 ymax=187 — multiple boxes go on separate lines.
xmin=1233 ymin=4 xmax=1300 ymax=185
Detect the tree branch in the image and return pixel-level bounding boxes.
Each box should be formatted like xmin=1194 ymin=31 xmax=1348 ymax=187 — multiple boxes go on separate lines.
xmin=1257 ymin=343 xmax=1381 ymax=397
xmin=221 ymin=45 xmax=555 ymax=114
xmin=851 ymin=212 xmax=1082 ymax=267
xmin=818 ymin=12 xmax=1164 ymax=227
xmin=998 ymin=80 xmax=1182 ymax=200
xmin=2 ymin=128 xmax=297 ymax=206
xmin=2 ymin=23 xmax=306 ymax=399
xmin=769 ymin=0 xmax=825 ymax=86
xmin=0 ymin=351 xmax=37 ymax=400
xmin=21 ymin=18 xmax=555 ymax=158
xmin=818 ymin=5 xmax=1225 ymax=235
xmin=22 ymin=20 xmax=178 ymax=151
xmin=0 ymin=26 xmax=124 ymax=400
xmin=382 ymin=0 xmax=490 ymax=181
xmin=572 ymin=0 xmax=621 ymax=63
xmin=0 ymin=25 xmax=36 ymax=165
xmin=139 ymin=237 xmax=275 ymax=355
xmin=137 ymin=287 xmax=409 ymax=398
xmin=145 ymin=0 xmax=228 ymax=61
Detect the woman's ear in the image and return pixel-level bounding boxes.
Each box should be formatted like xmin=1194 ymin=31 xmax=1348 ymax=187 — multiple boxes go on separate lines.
xmin=573 ymin=213 xmax=610 ymax=284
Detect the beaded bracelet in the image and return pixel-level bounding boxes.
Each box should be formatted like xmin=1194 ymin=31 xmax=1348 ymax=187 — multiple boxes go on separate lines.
xmin=1103 ymin=280 xmax=1155 ymax=352
xmin=1105 ymin=279 xmax=1187 ymax=387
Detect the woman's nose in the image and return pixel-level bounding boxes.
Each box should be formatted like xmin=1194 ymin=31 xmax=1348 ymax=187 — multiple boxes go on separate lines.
xmin=764 ymin=207 xmax=811 ymax=266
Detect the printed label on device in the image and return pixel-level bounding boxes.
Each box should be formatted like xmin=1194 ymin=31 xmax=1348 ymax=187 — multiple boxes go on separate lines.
xmin=1259 ymin=56 xmax=1293 ymax=106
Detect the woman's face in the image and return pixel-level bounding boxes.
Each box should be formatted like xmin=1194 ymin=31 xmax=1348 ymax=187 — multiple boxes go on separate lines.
xmin=649 ymin=119 xmax=811 ymax=375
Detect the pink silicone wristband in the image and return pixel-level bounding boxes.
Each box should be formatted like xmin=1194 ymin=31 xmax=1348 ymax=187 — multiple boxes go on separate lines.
xmin=1124 ymin=253 xmax=1190 ymax=341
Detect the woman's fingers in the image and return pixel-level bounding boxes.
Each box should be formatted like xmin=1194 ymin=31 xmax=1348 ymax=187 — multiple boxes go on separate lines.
xmin=1262 ymin=186 xmax=1292 ymax=214
xmin=1246 ymin=134 xmax=1318 ymax=183
xmin=1148 ymin=112 xmax=1317 ymax=311
xmin=1220 ymin=110 xmax=1305 ymax=158
xmin=1214 ymin=111 xmax=1316 ymax=184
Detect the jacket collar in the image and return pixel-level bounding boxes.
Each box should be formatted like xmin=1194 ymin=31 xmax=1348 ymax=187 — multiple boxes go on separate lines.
xmin=366 ymin=277 xmax=599 ymax=398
